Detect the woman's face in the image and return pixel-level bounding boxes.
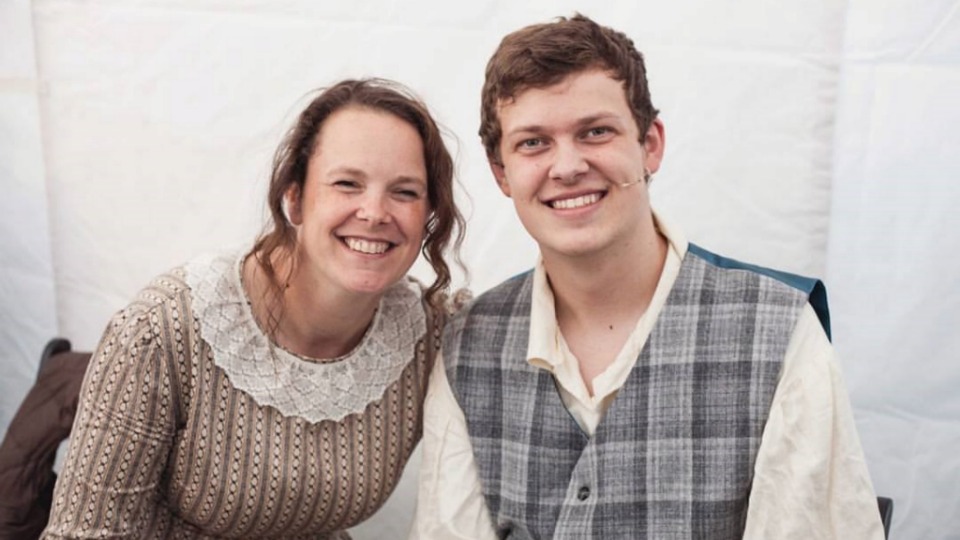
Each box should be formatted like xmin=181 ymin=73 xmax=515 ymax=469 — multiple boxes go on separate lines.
xmin=288 ymin=106 xmax=430 ymax=297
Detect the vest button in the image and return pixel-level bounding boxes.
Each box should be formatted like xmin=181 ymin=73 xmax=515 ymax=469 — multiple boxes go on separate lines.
xmin=577 ymin=486 xmax=590 ymax=501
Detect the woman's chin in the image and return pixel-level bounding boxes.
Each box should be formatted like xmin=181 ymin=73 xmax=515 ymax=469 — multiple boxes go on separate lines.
xmin=337 ymin=272 xmax=404 ymax=298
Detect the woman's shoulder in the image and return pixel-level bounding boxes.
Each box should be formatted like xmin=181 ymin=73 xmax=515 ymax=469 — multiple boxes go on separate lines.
xmin=434 ymin=288 xmax=473 ymax=317
xmin=105 ymin=268 xmax=190 ymax=328
xmin=401 ymin=276 xmax=472 ymax=317
xmin=134 ymin=267 xmax=191 ymax=307
xmin=118 ymin=251 xmax=241 ymax=324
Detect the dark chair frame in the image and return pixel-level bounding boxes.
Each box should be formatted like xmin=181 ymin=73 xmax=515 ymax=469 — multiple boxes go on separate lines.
xmin=39 ymin=338 xmax=74 ymax=377
xmin=0 ymin=338 xmax=92 ymax=540
xmin=878 ymin=496 xmax=893 ymax=538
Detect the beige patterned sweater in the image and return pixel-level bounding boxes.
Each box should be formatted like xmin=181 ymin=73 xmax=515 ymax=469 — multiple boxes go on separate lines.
xmin=41 ymin=253 xmax=439 ymax=539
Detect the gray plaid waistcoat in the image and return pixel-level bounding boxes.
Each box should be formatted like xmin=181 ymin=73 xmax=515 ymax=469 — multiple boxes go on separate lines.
xmin=444 ymin=246 xmax=824 ymax=539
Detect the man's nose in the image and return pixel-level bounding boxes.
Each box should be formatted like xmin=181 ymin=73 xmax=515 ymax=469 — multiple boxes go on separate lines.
xmin=548 ymin=141 xmax=589 ymax=184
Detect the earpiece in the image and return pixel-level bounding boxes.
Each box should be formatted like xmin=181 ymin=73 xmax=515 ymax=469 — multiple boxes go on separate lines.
xmin=619 ymin=170 xmax=651 ymax=187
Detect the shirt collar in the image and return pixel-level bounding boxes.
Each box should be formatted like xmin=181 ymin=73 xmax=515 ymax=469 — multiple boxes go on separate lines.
xmin=526 ymin=209 xmax=689 ymax=369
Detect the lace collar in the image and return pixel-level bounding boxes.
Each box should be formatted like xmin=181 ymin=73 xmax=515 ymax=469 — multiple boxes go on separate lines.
xmin=183 ymin=251 xmax=426 ymax=423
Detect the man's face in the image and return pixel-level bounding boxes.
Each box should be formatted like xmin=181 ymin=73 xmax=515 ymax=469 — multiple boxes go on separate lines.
xmin=491 ymin=68 xmax=664 ymax=262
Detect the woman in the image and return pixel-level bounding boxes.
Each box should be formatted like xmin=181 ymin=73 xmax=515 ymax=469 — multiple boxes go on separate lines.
xmin=41 ymin=79 xmax=464 ymax=539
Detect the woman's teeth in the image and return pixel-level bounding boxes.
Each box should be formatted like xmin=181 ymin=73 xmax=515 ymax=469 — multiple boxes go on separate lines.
xmin=345 ymin=238 xmax=390 ymax=254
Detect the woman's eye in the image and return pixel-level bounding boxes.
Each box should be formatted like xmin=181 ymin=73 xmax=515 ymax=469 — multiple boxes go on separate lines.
xmin=394 ymin=188 xmax=424 ymax=201
xmin=333 ymin=180 xmax=361 ymax=190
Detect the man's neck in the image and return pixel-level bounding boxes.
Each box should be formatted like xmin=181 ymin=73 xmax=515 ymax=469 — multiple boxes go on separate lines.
xmin=544 ymin=226 xmax=668 ymax=395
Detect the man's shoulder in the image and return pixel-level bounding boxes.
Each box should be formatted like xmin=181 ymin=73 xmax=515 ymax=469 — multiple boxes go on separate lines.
xmin=459 ymin=270 xmax=535 ymax=316
xmin=684 ymin=243 xmax=831 ymax=339
xmin=443 ymin=270 xmax=535 ymax=353
xmin=686 ymin=244 xmax=818 ymax=293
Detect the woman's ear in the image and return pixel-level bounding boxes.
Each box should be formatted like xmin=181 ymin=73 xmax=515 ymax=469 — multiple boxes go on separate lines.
xmin=284 ymin=184 xmax=303 ymax=226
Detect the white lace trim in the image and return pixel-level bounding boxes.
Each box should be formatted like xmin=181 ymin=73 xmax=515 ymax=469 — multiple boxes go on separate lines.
xmin=183 ymin=251 xmax=426 ymax=423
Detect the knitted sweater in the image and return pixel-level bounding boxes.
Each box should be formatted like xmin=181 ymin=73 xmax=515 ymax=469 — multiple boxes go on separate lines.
xmin=42 ymin=252 xmax=439 ymax=539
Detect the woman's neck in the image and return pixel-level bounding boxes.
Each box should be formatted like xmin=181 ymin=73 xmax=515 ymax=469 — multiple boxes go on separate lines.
xmin=242 ymin=251 xmax=381 ymax=359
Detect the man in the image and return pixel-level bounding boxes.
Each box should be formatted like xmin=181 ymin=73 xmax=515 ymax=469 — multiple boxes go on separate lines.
xmin=412 ymin=14 xmax=884 ymax=539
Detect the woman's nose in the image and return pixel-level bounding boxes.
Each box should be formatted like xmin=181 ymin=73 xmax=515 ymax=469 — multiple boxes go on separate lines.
xmin=356 ymin=193 xmax=391 ymax=224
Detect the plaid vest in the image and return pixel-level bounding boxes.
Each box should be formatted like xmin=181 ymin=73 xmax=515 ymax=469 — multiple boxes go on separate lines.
xmin=444 ymin=245 xmax=827 ymax=539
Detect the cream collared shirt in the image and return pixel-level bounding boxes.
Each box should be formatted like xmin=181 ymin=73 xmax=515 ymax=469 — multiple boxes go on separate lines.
xmin=410 ymin=216 xmax=884 ymax=539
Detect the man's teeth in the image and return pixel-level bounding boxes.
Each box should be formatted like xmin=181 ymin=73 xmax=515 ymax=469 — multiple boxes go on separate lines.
xmin=551 ymin=193 xmax=601 ymax=210
xmin=345 ymin=238 xmax=391 ymax=254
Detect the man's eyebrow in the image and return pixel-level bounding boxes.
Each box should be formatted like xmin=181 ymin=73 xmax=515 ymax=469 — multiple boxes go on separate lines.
xmin=504 ymin=124 xmax=546 ymax=137
xmin=504 ymin=113 xmax=623 ymax=137
xmin=575 ymin=113 xmax=622 ymax=126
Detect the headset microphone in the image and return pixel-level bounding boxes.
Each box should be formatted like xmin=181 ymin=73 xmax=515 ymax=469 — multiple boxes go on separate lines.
xmin=619 ymin=171 xmax=651 ymax=188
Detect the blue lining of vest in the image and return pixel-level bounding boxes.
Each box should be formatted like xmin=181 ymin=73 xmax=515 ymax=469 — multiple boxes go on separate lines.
xmin=687 ymin=243 xmax=831 ymax=341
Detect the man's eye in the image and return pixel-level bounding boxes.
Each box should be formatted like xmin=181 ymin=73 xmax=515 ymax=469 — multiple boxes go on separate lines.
xmin=518 ymin=138 xmax=543 ymax=149
xmin=585 ymin=126 xmax=611 ymax=138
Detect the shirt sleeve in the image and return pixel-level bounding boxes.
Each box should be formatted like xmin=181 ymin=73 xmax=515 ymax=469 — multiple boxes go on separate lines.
xmin=41 ymin=304 xmax=178 ymax=539
xmin=743 ymin=304 xmax=885 ymax=540
xmin=408 ymin=351 xmax=498 ymax=540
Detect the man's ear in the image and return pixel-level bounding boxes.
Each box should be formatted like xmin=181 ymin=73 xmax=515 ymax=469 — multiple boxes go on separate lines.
xmin=489 ymin=159 xmax=511 ymax=197
xmin=642 ymin=118 xmax=666 ymax=175
xmin=284 ymin=184 xmax=303 ymax=226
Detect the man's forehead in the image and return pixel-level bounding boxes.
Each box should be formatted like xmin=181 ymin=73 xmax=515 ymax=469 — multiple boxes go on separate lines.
xmin=495 ymin=69 xmax=630 ymax=126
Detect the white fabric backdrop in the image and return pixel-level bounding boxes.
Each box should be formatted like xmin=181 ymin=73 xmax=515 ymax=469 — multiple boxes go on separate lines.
xmin=1 ymin=1 xmax=957 ymax=538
